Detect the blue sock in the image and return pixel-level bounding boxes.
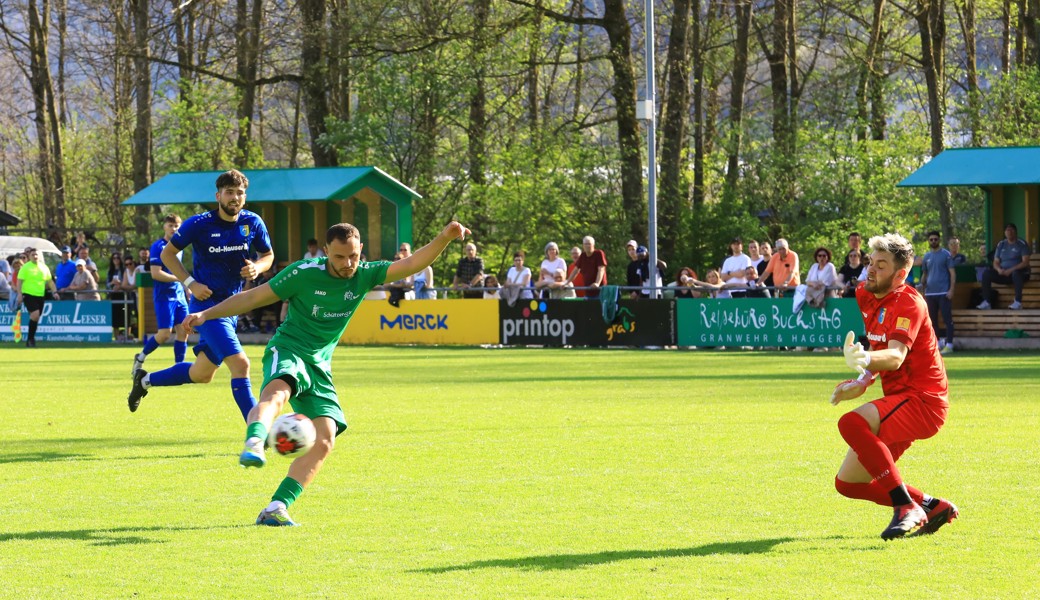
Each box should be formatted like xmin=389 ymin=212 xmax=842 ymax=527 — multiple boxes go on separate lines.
xmin=149 ymin=362 xmax=194 ymax=387
xmin=231 ymin=378 xmax=257 ymax=422
xmin=142 ymin=335 xmax=161 ymax=356
xmin=173 ymin=341 xmax=187 ymax=363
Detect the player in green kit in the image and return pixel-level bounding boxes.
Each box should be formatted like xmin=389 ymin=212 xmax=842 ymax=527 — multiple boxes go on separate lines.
xmin=182 ymin=220 xmax=470 ymax=526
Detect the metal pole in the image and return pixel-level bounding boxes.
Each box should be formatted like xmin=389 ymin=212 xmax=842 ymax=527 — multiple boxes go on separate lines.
xmin=645 ymin=0 xmax=659 ymax=298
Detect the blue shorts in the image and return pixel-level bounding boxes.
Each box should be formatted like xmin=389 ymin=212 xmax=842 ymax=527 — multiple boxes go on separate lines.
xmin=154 ymin=292 xmax=189 ymax=330
xmin=193 ymin=315 xmax=242 ymax=366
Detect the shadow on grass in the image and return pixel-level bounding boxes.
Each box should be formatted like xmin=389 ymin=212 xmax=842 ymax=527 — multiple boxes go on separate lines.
xmin=0 ymin=451 xmax=208 ymax=464
xmin=416 ymin=537 xmax=796 ymax=573
xmin=0 ymin=524 xmax=247 ymax=547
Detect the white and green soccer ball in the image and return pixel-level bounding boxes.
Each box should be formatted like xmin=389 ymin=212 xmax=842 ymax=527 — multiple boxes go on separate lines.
xmin=269 ymin=413 xmax=316 ymax=457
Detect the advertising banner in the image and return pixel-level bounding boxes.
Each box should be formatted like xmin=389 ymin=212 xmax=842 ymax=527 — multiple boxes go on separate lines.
xmin=341 ymin=299 xmax=500 ymax=345
xmin=500 ymin=299 xmax=676 ymax=347
xmin=0 ymin=300 xmax=113 ymax=343
xmin=676 ymin=297 xmax=865 ymax=347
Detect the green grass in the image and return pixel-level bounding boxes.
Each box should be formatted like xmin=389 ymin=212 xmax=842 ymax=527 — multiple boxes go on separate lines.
xmin=1 ymin=345 xmax=1039 ymax=599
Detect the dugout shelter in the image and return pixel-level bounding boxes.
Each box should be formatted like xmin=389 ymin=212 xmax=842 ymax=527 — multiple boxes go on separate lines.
xmin=121 ymin=166 xmax=421 ymax=263
xmin=898 ymin=146 xmax=1040 ymax=250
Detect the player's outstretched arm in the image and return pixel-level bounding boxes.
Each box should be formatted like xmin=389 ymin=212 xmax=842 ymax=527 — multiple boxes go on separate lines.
xmin=182 ymin=282 xmax=280 ymax=332
xmin=384 ymin=221 xmax=470 ymax=284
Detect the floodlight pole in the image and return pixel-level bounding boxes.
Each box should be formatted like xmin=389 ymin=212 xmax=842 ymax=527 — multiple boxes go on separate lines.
xmin=644 ymin=0 xmax=659 ymax=298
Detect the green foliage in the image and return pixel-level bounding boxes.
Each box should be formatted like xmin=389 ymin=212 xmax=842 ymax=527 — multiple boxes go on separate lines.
xmin=153 ymin=80 xmax=245 ymax=175
xmin=978 ymin=69 xmax=1040 ymax=145
xmin=2 ymin=345 xmax=1039 ymax=598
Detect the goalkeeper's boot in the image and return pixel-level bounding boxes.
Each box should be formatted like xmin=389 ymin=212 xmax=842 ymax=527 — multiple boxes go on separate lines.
xmin=881 ymin=502 xmax=927 ymax=540
xmin=239 ymin=437 xmax=267 ymax=468
xmin=256 ymin=504 xmax=297 ymax=527
xmin=911 ymin=498 xmax=959 ymax=536
xmin=131 ymin=352 xmax=146 ymax=376
xmin=127 ymin=369 xmax=149 ymax=413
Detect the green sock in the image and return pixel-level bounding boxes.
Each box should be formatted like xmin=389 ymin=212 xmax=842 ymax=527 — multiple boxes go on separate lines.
xmin=272 ymin=477 xmax=305 ymax=508
xmin=246 ymin=422 xmax=267 ymax=443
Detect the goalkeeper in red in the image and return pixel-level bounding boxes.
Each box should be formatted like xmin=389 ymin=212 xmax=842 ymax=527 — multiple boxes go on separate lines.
xmin=830 ymin=232 xmax=958 ymax=540
xmin=183 ymin=220 xmax=470 ymax=526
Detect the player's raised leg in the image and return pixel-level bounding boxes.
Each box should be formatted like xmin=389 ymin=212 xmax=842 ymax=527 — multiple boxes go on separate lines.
xmin=127 ymin=351 xmax=219 ymax=413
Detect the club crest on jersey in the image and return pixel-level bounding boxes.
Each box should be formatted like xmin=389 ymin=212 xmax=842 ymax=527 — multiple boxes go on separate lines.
xmin=239 ymin=224 xmax=250 ymax=237
xmin=878 ymin=308 xmax=886 ymax=324
xmin=896 ymin=317 xmax=911 ymax=332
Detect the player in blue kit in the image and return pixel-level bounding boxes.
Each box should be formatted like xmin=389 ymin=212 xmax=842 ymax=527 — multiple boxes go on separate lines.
xmin=131 ymin=214 xmax=190 ymax=374
xmin=127 ymin=170 xmax=274 ymax=420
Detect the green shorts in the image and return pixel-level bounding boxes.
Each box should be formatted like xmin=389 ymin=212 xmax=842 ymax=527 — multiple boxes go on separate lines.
xmin=261 ymin=345 xmax=347 ymax=436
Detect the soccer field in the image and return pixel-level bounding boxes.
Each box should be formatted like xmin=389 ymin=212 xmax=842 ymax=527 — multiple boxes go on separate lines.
xmin=1 ymin=345 xmax=1038 ymax=599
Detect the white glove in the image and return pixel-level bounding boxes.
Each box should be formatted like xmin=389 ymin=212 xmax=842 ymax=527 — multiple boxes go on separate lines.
xmin=829 ymin=377 xmax=867 ymax=405
xmin=843 ymin=331 xmax=870 ymax=374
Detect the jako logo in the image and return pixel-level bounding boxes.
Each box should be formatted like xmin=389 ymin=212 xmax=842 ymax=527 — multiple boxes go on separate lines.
xmin=502 ymin=300 xmax=575 ymax=344
xmin=380 ymin=314 xmax=449 ymax=330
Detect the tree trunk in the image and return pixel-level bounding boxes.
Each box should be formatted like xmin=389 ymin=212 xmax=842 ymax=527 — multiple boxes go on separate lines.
xmin=27 ymin=0 xmax=66 ymax=230
xmin=658 ymin=0 xmax=692 ymax=259
xmin=131 ymin=0 xmax=153 ymax=235
xmin=724 ymin=0 xmax=752 ymax=198
xmin=1001 ymin=0 xmax=1012 ymax=74
xmin=602 ymin=0 xmax=645 ymax=242
xmin=856 ymin=0 xmax=885 ymax=141
xmin=235 ymin=0 xmax=262 ymax=167
xmin=469 ymin=0 xmax=490 ymax=186
xmin=1025 ymin=0 xmax=1040 ymax=66
xmin=691 ymin=0 xmax=705 ymax=208
xmin=300 ymin=0 xmax=337 ymax=166
xmin=956 ymin=0 xmax=981 ymax=146
xmin=916 ymin=0 xmax=954 ymax=238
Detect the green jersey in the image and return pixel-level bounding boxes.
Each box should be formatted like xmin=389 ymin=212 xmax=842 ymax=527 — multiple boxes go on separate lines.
xmin=17 ymin=261 xmax=51 ymax=297
xmin=268 ymin=257 xmax=390 ymax=364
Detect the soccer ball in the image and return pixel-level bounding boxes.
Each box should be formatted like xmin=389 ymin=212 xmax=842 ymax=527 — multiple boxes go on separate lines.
xmin=268 ymin=413 xmax=316 ymax=457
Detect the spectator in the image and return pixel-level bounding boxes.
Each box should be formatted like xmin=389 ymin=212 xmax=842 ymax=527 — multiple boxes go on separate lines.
xmin=947 ymin=237 xmax=966 ymax=266
xmin=413 ymin=264 xmax=436 ymax=299
xmin=136 ymin=247 xmax=150 ymax=271
xmin=483 ymin=275 xmax=501 ymax=299
xmin=758 ymin=242 xmax=774 ymax=287
xmin=842 ymin=232 xmax=863 ymax=267
xmin=977 ymin=222 xmax=1031 ymax=310
xmin=387 ymin=252 xmax=415 ymax=306
xmin=303 ymin=238 xmax=326 ymax=259
xmin=453 ymin=242 xmax=485 ymax=298
xmin=634 ymin=245 xmax=665 ymax=298
xmin=625 ymin=239 xmax=641 ymax=299
xmin=687 ymin=269 xmax=725 ymax=298
xmin=805 ymin=246 xmax=839 ymax=308
xmin=567 ymin=246 xmax=586 ymax=298
xmin=0 ymin=254 xmax=9 ymax=284
xmin=122 ymin=256 xmax=141 ymax=338
xmin=8 ymin=254 xmax=25 ymax=286
xmin=760 ymin=238 xmax=800 ymax=295
xmin=77 ymin=246 xmax=100 ymax=284
xmin=547 ymin=268 xmax=577 ymax=299
xmin=107 ymin=253 xmax=131 ymax=340
xmin=739 ymin=265 xmax=770 ymax=298
xmin=670 ymin=267 xmax=700 ymax=299
xmin=565 ymin=235 xmax=607 ymax=298
xmin=68 ymin=259 xmax=101 ymax=300
xmin=71 ymin=231 xmax=89 ymax=255
xmin=838 ymin=249 xmax=866 ymax=298
xmin=919 ymin=230 xmax=956 ymax=353
xmin=54 ymin=246 xmax=77 ymax=297
xmin=501 ymin=251 xmax=533 ymax=305
xmin=0 ymin=260 xmax=11 ymax=300
xmin=14 ymin=248 xmax=60 ymax=347
xmin=720 ymin=236 xmax=752 ymax=289
xmin=536 ymin=242 xmax=567 ymax=298
xmin=748 ymin=240 xmax=765 ymax=270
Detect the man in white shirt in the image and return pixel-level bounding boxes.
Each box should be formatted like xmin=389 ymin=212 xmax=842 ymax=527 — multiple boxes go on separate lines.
xmin=719 ymin=236 xmax=752 ymax=298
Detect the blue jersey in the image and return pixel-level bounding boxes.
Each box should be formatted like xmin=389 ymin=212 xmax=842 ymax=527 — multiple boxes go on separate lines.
xmin=150 ymin=237 xmax=187 ymax=302
xmin=170 ymin=209 xmax=272 ymax=308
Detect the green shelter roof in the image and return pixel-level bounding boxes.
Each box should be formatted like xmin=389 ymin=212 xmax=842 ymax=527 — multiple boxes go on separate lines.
xmin=898 ymin=146 xmax=1040 ymax=187
xmin=121 ymin=166 xmax=421 ymax=206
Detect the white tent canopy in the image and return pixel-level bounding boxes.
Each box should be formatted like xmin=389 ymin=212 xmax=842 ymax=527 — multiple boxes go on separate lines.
xmin=0 ymin=236 xmax=62 ymax=257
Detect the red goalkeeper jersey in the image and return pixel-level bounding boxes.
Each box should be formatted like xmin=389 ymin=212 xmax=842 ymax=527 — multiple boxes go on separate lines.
xmin=856 ymin=282 xmax=949 ymax=406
